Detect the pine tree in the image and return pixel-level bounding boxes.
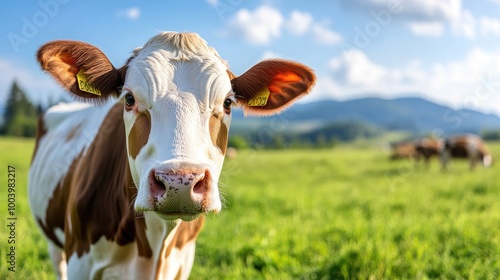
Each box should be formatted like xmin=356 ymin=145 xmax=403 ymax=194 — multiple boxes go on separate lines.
xmin=1 ymin=80 xmax=38 ymax=137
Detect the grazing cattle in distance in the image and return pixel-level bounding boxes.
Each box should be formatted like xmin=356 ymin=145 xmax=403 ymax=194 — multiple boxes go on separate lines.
xmin=390 ymin=140 xmax=418 ymax=160
xmin=29 ymin=32 xmax=315 ymax=280
xmin=390 ymin=137 xmax=440 ymax=166
xmin=414 ymin=137 xmax=441 ymax=166
xmin=441 ymin=134 xmax=493 ymax=170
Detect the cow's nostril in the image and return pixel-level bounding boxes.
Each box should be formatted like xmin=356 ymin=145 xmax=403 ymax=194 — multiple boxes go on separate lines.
xmin=155 ymin=176 xmax=166 ymax=190
xmin=192 ymin=170 xmax=209 ymax=195
xmin=150 ymin=169 xmax=167 ymax=197
xmin=192 ymin=178 xmax=205 ymax=195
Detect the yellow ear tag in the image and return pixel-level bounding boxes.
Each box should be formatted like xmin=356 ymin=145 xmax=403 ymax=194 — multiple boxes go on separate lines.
xmin=248 ymin=87 xmax=270 ymax=106
xmin=76 ymin=69 xmax=101 ymax=96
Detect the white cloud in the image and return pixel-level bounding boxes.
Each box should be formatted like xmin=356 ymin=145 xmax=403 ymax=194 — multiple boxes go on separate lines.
xmin=228 ymin=5 xmax=284 ymax=45
xmin=116 ymin=7 xmax=140 ymax=20
xmin=226 ymin=5 xmax=342 ymax=45
xmin=329 ymin=49 xmax=386 ymax=87
xmin=311 ymin=24 xmax=342 ymax=45
xmin=286 ymin=11 xmax=313 ymax=35
xmin=480 ymin=16 xmax=500 ymax=36
xmin=345 ymin=0 xmax=481 ymax=39
xmin=305 ymin=48 xmax=500 ymax=115
xmin=451 ymin=9 xmax=476 ymax=39
xmin=408 ymin=22 xmax=444 ymax=37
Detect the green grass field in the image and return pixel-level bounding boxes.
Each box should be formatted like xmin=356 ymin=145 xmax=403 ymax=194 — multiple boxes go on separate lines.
xmin=1 ymin=137 xmax=500 ymax=279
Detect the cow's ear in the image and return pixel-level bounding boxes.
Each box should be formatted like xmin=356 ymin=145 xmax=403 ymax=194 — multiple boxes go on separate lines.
xmin=37 ymin=40 xmax=126 ymax=103
xmin=231 ymin=59 xmax=316 ymax=116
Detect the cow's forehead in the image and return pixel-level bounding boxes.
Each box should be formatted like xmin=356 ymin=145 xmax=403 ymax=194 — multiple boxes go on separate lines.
xmin=126 ymin=57 xmax=231 ymax=105
xmin=124 ymin=32 xmax=231 ymax=104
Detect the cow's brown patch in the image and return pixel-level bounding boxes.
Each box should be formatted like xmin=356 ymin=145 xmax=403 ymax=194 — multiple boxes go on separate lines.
xmin=128 ymin=111 xmax=151 ymax=159
xmin=450 ymin=145 xmax=468 ymax=158
xmin=31 ymin=112 xmax=47 ymax=164
xmin=40 ymin=103 xmax=153 ymax=258
xmin=209 ymin=114 xmax=228 ymax=155
xmin=447 ymin=137 xmax=470 ymax=158
xmin=169 ymin=217 xmax=204 ymax=256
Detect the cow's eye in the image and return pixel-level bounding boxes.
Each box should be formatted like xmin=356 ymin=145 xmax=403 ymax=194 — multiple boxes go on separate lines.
xmin=125 ymin=93 xmax=135 ymax=109
xmin=223 ymin=98 xmax=232 ymax=114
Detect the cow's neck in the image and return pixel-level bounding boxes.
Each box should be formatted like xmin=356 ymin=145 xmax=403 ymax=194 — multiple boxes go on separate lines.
xmin=144 ymin=214 xmax=180 ymax=251
xmin=141 ymin=211 xmax=204 ymax=277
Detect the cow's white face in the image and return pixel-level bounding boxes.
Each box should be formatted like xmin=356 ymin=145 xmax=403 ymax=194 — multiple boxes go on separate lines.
xmin=122 ymin=37 xmax=232 ymax=220
xmin=37 ymin=31 xmax=316 ymax=222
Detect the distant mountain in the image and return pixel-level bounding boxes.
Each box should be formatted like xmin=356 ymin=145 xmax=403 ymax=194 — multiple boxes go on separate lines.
xmin=231 ymin=96 xmax=500 ymax=135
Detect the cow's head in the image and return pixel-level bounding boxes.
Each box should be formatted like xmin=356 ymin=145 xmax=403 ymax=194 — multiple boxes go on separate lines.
xmin=37 ymin=32 xmax=315 ymax=221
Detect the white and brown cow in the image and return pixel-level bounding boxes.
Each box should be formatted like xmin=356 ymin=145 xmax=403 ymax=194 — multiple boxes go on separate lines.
xmin=29 ymin=32 xmax=315 ymax=280
xmin=414 ymin=137 xmax=441 ymax=166
xmin=390 ymin=137 xmax=441 ymax=166
xmin=440 ymin=134 xmax=493 ymax=170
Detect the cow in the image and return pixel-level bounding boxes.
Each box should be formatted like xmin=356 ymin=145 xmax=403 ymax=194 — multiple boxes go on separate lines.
xmin=390 ymin=137 xmax=440 ymax=167
xmin=414 ymin=137 xmax=441 ymax=166
xmin=28 ymin=31 xmax=316 ymax=280
xmin=440 ymin=134 xmax=493 ymax=170
xmin=389 ymin=140 xmax=418 ymax=161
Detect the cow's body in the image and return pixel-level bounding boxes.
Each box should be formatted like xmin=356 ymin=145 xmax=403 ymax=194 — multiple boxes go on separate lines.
xmin=440 ymin=134 xmax=493 ymax=170
xmin=29 ymin=32 xmax=315 ymax=279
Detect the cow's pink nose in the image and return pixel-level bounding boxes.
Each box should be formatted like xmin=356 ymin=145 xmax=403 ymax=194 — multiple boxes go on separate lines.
xmin=149 ymin=168 xmax=211 ymax=213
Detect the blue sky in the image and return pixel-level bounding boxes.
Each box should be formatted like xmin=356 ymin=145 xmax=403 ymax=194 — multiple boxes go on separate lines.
xmin=2 ymin=0 xmax=500 ymax=115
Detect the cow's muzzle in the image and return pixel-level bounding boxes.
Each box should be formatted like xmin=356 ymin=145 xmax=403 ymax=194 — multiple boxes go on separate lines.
xmin=147 ymin=163 xmax=219 ymax=220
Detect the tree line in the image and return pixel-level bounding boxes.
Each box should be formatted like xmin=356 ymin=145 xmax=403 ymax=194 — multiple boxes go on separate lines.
xmin=1 ymin=81 xmax=41 ymax=137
